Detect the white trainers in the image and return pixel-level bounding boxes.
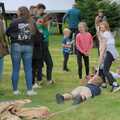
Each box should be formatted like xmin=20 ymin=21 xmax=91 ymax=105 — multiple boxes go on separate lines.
xmin=13 ymin=90 xmax=21 ymax=96
xmin=27 ymin=90 xmax=37 ymax=96
xmin=112 ymin=86 xmax=120 ymax=93
xmin=47 ymin=80 xmax=55 ymax=86
xmin=32 ymin=83 xmax=41 ymax=89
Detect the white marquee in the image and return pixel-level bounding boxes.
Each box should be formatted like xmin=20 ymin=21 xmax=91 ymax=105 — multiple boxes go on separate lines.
xmin=0 ymin=0 xmax=75 ymax=13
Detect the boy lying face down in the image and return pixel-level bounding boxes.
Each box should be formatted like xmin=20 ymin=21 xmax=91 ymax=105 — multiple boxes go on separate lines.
xmin=56 ymin=75 xmax=103 ymax=105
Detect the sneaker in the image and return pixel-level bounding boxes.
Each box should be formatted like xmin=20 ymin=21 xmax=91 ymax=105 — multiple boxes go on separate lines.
xmin=47 ymin=80 xmax=54 ymax=86
xmin=27 ymin=90 xmax=37 ymax=96
xmin=32 ymin=83 xmax=41 ymax=89
xmin=38 ymin=81 xmax=44 ymax=85
xmin=112 ymin=85 xmax=120 ymax=93
xmin=56 ymin=93 xmax=64 ymax=104
xmin=101 ymin=83 xmax=107 ymax=88
xmin=13 ymin=90 xmax=21 ymax=96
xmin=72 ymin=95 xmax=82 ymax=105
xmin=63 ymin=68 xmax=70 ymax=72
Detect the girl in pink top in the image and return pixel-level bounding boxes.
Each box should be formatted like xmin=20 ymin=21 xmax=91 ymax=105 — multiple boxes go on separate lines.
xmin=76 ymin=22 xmax=93 ymax=80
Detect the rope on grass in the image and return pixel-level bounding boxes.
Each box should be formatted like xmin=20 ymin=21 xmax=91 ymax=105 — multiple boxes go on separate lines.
xmin=45 ymin=105 xmax=80 ymax=120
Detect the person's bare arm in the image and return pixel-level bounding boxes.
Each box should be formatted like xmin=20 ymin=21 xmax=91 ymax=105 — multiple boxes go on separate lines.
xmin=99 ymin=38 xmax=107 ymax=64
xmin=95 ymin=16 xmax=100 ymax=27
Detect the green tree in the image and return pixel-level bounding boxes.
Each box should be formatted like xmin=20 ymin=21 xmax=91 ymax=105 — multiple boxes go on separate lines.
xmin=76 ymin=0 xmax=120 ymax=34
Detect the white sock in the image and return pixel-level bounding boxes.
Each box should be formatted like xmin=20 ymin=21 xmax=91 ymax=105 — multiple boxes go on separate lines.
xmin=113 ymin=82 xmax=118 ymax=87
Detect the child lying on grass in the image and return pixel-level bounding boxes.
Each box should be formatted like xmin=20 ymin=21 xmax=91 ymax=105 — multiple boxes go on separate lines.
xmin=56 ymin=75 xmax=103 ymax=105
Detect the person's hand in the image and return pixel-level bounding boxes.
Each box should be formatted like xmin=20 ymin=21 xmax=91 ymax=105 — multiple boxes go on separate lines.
xmin=85 ymin=53 xmax=89 ymax=56
xmin=66 ymin=44 xmax=71 ymax=48
xmin=36 ymin=19 xmax=44 ymax=25
xmin=85 ymin=51 xmax=90 ymax=56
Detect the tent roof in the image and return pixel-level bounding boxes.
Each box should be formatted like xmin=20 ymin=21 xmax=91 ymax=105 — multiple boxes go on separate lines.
xmin=0 ymin=0 xmax=75 ymax=13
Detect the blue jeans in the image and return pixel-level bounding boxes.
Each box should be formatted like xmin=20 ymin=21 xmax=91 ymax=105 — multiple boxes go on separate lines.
xmin=11 ymin=43 xmax=33 ymax=91
xmin=0 ymin=58 xmax=4 ymax=80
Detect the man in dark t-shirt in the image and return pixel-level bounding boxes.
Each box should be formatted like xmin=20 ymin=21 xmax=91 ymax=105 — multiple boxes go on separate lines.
xmin=63 ymin=3 xmax=81 ymax=53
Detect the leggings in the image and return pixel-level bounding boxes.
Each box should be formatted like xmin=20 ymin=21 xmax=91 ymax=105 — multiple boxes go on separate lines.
xmin=102 ymin=51 xmax=116 ymax=85
xmin=63 ymin=52 xmax=69 ymax=69
xmin=77 ymin=50 xmax=89 ymax=79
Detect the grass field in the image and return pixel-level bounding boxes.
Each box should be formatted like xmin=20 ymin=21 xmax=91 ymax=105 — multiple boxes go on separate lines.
xmin=0 ymin=35 xmax=120 ymax=120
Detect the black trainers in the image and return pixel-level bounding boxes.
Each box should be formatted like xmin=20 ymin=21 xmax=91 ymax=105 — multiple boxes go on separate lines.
xmin=56 ymin=93 xmax=64 ymax=104
xmin=72 ymin=95 xmax=82 ymax=105
xmin=111 ymin=85 xmax=120 ymax=93
xmin=63 ymin=68 xmax=70 ymax=72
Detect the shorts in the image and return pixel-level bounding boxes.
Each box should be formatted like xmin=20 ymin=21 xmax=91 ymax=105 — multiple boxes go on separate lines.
xmin=71 ymin=86 xmax=92 ymax=99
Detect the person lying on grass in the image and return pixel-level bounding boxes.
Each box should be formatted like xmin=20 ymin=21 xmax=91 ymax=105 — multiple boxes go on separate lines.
xmin=56 ymin=75 xmax=103 ymax=105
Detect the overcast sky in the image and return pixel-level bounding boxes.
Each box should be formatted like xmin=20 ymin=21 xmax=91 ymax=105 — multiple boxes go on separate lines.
xmin=1 ymin=0 xmax=75 ymax=12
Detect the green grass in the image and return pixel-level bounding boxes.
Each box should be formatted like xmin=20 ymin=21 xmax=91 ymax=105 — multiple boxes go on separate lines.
xmin=1 ymin=35 xmax=120 ymax=120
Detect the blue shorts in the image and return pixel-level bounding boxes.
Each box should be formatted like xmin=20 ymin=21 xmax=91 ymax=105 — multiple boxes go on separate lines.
xmin=86 ymin=84 xmax=101 ymax=97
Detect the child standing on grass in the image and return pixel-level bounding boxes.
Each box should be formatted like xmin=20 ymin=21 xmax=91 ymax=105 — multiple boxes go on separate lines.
xmin=29 ymin=5 xmax=44 ymax=89
xmin=32 ymin=30 xmax=44 ymax=89
xmin=98 ymin=21 xmax=120 ymax=92
xmin=62 ymin=28 xmax=71 ymax=72
xmin=36 ymin=4 xmax=54 ymax=85
xmin=76 ymin=22 xmax=93 ymax=80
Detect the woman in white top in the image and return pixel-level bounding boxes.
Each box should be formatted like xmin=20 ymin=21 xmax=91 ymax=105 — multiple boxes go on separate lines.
xmin=98 ymin=21 xmax=119 ymax=92
xmin=95 ymin=9 xmax=107 ymax=55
